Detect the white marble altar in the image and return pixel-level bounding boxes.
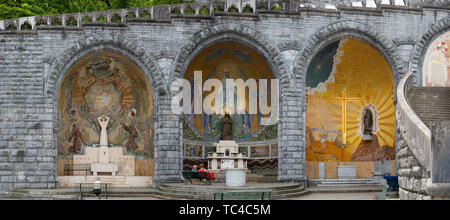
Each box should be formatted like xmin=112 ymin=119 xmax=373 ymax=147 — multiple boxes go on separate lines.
xmin=207 ymin=141 xmax=248 ymax=170
xmin=91 ymin=163 xmax=118 ymax=176
xmin=74 ymin=147 xmax=134 ymax=176
xmin=73 ymin=115 xmax=134 ymax=176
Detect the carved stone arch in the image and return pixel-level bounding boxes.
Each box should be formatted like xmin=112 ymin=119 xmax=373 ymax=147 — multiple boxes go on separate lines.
xmin=170 ymin=21 xmax=290 ymax=86
xmin=45 ymin=33 xmax=166 ymax=98
xmin=293 ymin=20 xmax=405 ymax=90
xmin=44 ymin=33 xmax=168 ymax=185
xmin=409 ymin=16 xmax=450 ymax=86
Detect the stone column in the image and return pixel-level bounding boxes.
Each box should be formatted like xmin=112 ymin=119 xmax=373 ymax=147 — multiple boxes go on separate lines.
xmin=152 ymin=95 xmax=183 ymax=188
xmin=277 ymin=86 xmax=306 ymax=186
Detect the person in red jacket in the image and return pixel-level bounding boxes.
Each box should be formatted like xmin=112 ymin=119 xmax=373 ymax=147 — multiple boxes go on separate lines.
xmin=198 ymin=163 xmax=214 ymax=181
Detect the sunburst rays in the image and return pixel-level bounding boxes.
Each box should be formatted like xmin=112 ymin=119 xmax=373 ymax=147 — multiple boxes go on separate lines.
xmin=330 ymin=92 xmax=395 ymax=152
xmin=306 ymin=39 xmax=396 ymax=161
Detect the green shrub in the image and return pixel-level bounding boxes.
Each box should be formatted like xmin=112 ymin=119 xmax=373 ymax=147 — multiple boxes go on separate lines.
xmin=199 ymin=7 xmax=210 ymax=15
xmin=184 ymin=7 xmax=195 ymax=14
xmin=111 ymin=14 xmax=122 ymax=22
xmin=82 ymin=16 xmax=92 ymax=22
xmin=51 ymin=18 xmax=62 ymax=25
xmin=6 ymin=23 xmax=17 ymax=30
xmin=140 ymin=10 xmax=151 ymax=18
xmin=96 ymin=15 xmax=106 ymax=22
xmin=271 ymin=4 xmax=282 ymax=10
xmin=66 ymin=17 xmax=77 ymax=26
xmin=242 ymin=5 xmax=253 ymax=13
xmin=228 ymin=5 xmax=238 ymax=12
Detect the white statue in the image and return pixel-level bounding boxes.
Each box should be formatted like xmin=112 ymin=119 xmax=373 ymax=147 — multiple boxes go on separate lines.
xmin=97 ymin=115 xmax=110 ymax=148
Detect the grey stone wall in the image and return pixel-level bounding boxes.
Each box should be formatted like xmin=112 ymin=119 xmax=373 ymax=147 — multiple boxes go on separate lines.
xmin=396 ymin=135 xmax=431 ymax=200
xmin=0 ymin=1 xmax=448 ymax=192
xmin=427 ymin=122 xmax=450 ymax=200
xmin=0 ymin=34 xmax=56 ymax=192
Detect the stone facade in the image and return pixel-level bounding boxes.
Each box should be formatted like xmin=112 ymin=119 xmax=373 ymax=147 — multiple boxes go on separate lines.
xmin=396 ymin=137 xmax=431 ymax=200
xmin=0 ymin=0 xmax=449 ymax=195
xmin=427 ymin=122 xmax=450 ymax=200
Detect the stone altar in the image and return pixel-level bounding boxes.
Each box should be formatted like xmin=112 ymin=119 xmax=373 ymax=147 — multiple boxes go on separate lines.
xmin=73 ymin=115 xmax=134 ymax=176
xmin=207 ymin=141 xmax=248 ymax=170
xmin=74 ymin=146 xmax=135 ymax=176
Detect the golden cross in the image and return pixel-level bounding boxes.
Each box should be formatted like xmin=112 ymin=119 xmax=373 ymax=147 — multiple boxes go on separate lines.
xmin=328 ymin=88 xmax=361 ymax=145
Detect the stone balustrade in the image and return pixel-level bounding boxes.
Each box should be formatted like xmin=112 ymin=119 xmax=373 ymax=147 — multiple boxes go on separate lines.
xmin=397 ymin=71 xmax=431 ymax=172
xmin=0 ymin=0 xmax=447 ymax=32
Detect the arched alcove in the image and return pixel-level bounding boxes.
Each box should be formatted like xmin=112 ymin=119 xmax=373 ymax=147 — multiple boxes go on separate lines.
xmin=305 ymin=38 xmax=396 ymax=179
xmin=422 ymin=30 xmax=450 ymax=87
xmin=56 ymin=51 xmax=155 ymax=186
xmin=182 ymin=41 xmax=279 ymax=179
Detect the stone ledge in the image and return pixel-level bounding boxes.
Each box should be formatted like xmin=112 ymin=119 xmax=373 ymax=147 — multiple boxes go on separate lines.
xmin=427 ymin=182 xmax=450 ymax=197
xmin=0 ymin=30 xmax=37 ymax=35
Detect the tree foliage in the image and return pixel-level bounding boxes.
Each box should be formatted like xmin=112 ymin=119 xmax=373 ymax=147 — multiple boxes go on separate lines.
xmin=0 ymin=0 xmax=190 ymax=20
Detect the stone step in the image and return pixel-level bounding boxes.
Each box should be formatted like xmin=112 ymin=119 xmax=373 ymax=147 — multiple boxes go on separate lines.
xmin=155 ymin=183 xmax=305 ymax=200
xmin=309 ymin=178 xmax=386 ymax=188
xmin=317 ymin=184 xmax=384 ymax=187
xmin=408 ymin=87 xmax=450 ymax=128
xmin=85 ymin=176 xmax=129 ymax=187
xmin=306 ymin=186 xmax=384 ymax=193
xmin=161 ymin=183 xmax=302 ymax=191
xmin=153 ymin=190 xmax=306 ymax=200
xmin=86 ymin=176 xmax=126 ymax=181
xmin=318 ymin=180 xmax=384 ymax=184
xmin=157 ymin=186 xmax=304 ymax=196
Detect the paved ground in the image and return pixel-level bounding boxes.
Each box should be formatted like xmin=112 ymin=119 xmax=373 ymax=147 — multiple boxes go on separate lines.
xmin=163 ymin=182 xmax=299 ymax=189
xmin=83 ymin=193 xmax=398 ymax=200
xmin=84 ymin=197 xmax=163 ymax=200
xmin=12 ymin=185 xmax=399 ymax=200
xmin=285 ymin=186 xmax=398 ymax=200
xmin=288 ymin=192 xmax=381 ymax=200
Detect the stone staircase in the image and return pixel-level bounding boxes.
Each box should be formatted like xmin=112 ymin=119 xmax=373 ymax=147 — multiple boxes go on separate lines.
xmin=154 ymin=183 xmax=307 ymax=200
xmin=1 ymin=183 xmax=307 ymax=200
xmin=408 ymin=87 xmax=450 ymax=128
xmin=85 ymin=176 xmax=129 ymax=187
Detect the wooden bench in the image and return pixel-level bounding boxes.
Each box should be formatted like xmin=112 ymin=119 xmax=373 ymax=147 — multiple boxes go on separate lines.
xmin=77 ymin=183 xmax=109 ymax=200
xmin=182 ymin=171 xmax=214 ymax=185
xmin=214 ymin=190 xmax=272 ymax=200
